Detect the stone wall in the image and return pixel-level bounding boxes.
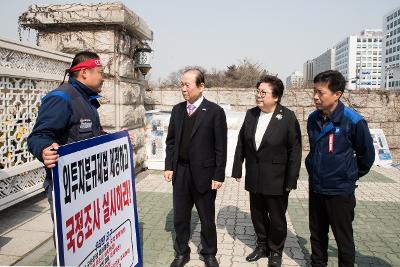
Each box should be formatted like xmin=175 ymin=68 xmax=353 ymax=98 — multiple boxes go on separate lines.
xmin=146 ymin=87 xmax=400 ymax=162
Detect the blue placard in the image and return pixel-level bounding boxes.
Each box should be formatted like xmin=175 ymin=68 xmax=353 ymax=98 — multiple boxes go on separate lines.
xmin=52 ymin=131 xmax=142 ymax=267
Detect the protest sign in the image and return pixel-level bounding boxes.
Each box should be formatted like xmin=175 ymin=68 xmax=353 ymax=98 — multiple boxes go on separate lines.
xmin=52 ymin=131 xmax=142 ymax=267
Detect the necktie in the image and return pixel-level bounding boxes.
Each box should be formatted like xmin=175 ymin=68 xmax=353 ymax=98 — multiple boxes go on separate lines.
xmin=187 ymin=104 xmax=196 ymax=116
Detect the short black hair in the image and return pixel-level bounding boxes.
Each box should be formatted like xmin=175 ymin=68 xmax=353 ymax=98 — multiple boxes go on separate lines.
xmin=69 ymin=51 xmax=100 ymax=78
xmin=256 ymin=75 xmax=284 ymax=103
xmin=183 ymin=67 xmax=205 ymax=87
xmin=313 ymin=70 xmax=346 ymax=93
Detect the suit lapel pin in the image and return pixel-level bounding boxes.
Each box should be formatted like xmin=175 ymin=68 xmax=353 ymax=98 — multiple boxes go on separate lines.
xmin=276 ymin=114 xmax=283 ymax=120
xmin=202 ymin=108 xmax=206 ymax=111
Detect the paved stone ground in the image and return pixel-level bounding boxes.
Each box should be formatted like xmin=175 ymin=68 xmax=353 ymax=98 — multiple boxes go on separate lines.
xmin=137 ymin=166 xmax=400 ymax=267
xmin=0 ymin=193 xmax=53 ymax=266
xmin=1 ymin=166 xmax=399 ymax=266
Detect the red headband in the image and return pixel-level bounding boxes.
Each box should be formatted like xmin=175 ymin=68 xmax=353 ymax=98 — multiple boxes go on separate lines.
xmin=69 ymin=58 xmax=102 ymax=73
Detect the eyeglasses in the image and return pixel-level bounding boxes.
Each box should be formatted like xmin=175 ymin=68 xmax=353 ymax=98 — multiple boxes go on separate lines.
xmin=254 ymin=89 xmax=273 ymax=98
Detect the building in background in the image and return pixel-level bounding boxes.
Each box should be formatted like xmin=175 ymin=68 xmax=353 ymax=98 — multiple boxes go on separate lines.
xmin=286 ymin=71 xmax=304 ymax=89
xmin=314 ymin=48 xmax=336 ymax=78
xmin=303 ymin=59 xmax=314 ymax=87
xmin=334 ymin=29 xmax=383 ymax=89
xmin=382 ymin=5 xmax=400 ymax=89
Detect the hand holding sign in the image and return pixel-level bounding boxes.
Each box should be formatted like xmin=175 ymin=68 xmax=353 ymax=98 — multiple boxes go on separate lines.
xmin=42 ymin=143 xmax=59 ymax=168
xmin=121 ymin=128 xmax=135 ymax=145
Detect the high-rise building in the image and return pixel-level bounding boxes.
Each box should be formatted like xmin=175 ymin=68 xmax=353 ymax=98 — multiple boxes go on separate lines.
xmin=303 ymin=59 xmax=314 ymax=87
xmin=286 ymin=71 xmax=304 ymax=89
xmin=382 ymin=5 xmax=400 ymax=89
xmin=334 ymin=29 xmax=383 ymax=90
xmin=314 ymin=49 xmax=336 ymax=78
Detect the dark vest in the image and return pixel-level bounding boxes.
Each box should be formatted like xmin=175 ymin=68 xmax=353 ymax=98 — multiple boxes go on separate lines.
xmin=44 ymin=83 xmax=103 ymax=185
xmin=57 ymin=84 xmax=102 ymax=145
xmin=179 ymin=108 xmax=198 ymax=161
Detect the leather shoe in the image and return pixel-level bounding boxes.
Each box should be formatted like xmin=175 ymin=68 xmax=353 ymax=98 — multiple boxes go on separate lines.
xmin=246 ymin=246 xmax=269 ymax=262
xmin=268 ymin=252 xmax=282 ymax=267
xmin=170 ymin=254 xmax=190 ymax=267
xmin=203 ymin=255 xmax=219 ymax=267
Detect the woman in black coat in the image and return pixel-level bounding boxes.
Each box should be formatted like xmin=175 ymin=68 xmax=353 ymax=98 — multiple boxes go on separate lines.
xmin=232 ymin=75 xmax=302 ymax=267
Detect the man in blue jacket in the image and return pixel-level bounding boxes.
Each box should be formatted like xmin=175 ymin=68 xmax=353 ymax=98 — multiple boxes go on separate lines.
xmin=305 ymin=70 xmax=375 ymax=267
xmin=28 ymin=51 xmax=105 ymax=265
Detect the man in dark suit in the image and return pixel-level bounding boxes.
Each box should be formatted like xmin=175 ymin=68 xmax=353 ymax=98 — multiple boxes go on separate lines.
xmin=164 ymin=68 xmax=227 ymax=267
xmin=232 ymin=75 xmax=302 ymax=267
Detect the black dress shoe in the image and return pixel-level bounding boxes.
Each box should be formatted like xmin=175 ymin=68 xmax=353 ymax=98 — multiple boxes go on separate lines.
xmin=246 ymin=246 xmax=269 ymax=262
xmin=170 ymin=254 xmax=190 ymax=267
xmin=203 ymin=255 xmax=219 ymax=267
xmin=268 ymin=252 xmax=282 ymax=267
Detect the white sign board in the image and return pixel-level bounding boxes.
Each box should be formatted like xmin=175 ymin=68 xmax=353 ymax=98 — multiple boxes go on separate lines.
xmin=52 ymin=131 xmax=142 ymax=267
xmin=370 ymin=128 xmax=392 ymax=167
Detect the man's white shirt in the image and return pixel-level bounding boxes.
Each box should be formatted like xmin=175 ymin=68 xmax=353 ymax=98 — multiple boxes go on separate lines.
xmin=186 ymin=95 xmax=204 ymax=113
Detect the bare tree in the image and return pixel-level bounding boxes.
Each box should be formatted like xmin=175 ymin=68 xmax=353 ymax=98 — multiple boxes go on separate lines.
xmin=157 ymin=59 xmax=271 ymax=88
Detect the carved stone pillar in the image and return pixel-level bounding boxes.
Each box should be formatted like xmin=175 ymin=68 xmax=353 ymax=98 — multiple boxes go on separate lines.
xmin=20 ymin=3 xmax=154 ymax=170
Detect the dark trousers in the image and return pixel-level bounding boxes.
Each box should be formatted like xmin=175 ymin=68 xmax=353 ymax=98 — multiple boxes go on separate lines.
xmin=45 ymin=184 xmax=58 ymax=266
xmin=173 ymin=162 xmax=217 ymax=256
xmin=309 ymin=191 xmax=356 ymax=267
xmin=249 ymin=192 xmax=289 ymax=255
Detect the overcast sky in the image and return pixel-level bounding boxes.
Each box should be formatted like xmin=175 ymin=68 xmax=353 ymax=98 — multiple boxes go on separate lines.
xmin=1 ymin=0 xmax=399 ymax=83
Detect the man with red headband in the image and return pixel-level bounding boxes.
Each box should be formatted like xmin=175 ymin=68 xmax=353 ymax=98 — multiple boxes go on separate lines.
xmin=28 ymin=51 xmax=105 ymax=265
